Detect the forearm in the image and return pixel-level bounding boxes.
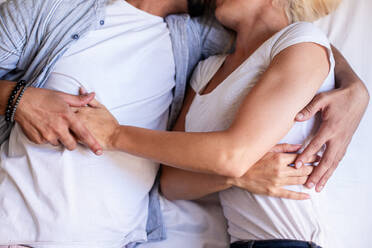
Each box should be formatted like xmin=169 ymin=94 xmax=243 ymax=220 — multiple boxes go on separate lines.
xmin=331 ymin=46 xmax=370 ymax=106
xmin=160 ymin=166 xmax=232 ymax=200
xmin=112 ymin=125 xmax=246 ymax=177
xmin=332 ymin=46 xmax=364 ymax=88
xmin=0 ymin=81 xmax=17 ymax=115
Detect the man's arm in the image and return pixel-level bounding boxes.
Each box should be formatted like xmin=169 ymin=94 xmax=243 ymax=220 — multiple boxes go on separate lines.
xmin=295 ymin=46 xmax=370 ymax=192
xmin=0 ymin=1 xmax=101 ymax=153
xmin=0 ymin=81 xmax=102 ymax=154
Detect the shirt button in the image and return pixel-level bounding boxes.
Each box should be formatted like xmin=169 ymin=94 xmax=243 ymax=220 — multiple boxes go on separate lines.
xmin=100 ymin=20 xmax=105 ymax=25
xmin=72 ymin=34 xmax=80 ymax=40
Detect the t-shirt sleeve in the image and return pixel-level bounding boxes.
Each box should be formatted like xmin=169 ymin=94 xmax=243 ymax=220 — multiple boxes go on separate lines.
xmin=270 ymin=22 xmax=332 ymax=61
xmin=189 ymin=60 xmax=205 ymax=93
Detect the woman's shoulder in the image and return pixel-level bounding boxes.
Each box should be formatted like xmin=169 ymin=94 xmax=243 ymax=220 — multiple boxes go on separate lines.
xmin=276 ymin=22 xmax=329 ymax=43
xmin=269 ymin=22 xmax=331 ymax=60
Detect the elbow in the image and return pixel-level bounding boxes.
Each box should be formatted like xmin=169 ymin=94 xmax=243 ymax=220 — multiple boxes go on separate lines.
xmin=159 ymin=172 xmax=183 ymax=201
xmin=360 ymin=80 xmax=370 ymax=105
xmin=215 ymin=147 xmax=252 ymax=178
xmin=354 ymin=79 xmax=370 ymax=106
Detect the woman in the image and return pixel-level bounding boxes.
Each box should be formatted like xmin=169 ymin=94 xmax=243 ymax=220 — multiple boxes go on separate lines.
xmin=76 ymin=0 xmax=340 ymax=247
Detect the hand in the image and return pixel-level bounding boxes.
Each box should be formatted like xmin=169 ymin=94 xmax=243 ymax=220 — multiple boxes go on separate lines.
xmin=15 ymin=87 xmax=102 ymax=155
xmin=229 ymin=144 xmax=319 ymax=200
xmin=295 ymin=81 xmax=369 ymax=192
xmin=74 ymin=98 xmax=119 ymax=150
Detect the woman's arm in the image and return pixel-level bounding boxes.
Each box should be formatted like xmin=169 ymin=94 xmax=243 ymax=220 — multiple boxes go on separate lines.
xmin=77 ymin=42 xmax=330 ymax=178
xmin=161 ymin=146 xmax=316 ymax=201
xmin=160 ymin=91 xmax=316 ymax=201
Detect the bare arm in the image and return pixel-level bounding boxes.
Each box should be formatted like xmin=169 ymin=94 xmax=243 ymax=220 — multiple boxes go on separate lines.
xmin=160 ymin=88 xmax=316 ymax=201
xmin=77 ymin=42 xmax=330 ymax=178
xmin=161 ymin=146 xmax=316 ymax=201
xmin=295 ymin=46 xmax=370 ymax=192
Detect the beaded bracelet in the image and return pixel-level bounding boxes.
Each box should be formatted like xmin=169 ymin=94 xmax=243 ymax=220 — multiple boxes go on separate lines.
xmin=5 ymin=80 xmax=27 ymax=123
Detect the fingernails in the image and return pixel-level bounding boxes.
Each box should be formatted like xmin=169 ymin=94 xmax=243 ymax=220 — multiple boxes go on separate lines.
xmin=317 ymin=186 xmax=324 ymax=192
xmin=307 ymin=182 xmax=315 ymax=189
xmin=297 ymin=113 xmax=305 ymax=121
xmin=81 ymin=87 xmax=88 ymax=94
xmin=96 ymin=150 xmax=103 ymax=156
xmin=295 ymin=161 xmax=303 ymax=169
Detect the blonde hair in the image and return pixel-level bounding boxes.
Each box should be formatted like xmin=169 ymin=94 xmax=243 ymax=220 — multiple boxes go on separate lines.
xmin=279 ymin=0 xmax=342 ymax=23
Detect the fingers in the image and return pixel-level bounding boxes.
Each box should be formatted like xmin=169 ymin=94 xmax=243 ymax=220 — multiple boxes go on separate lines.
xmin=43 ymin=133 xmax=59 ymax=146
xmin=57 ymin=129 xmax=78 ymax=151
xmin=295 ymin=127 xmax=328 ymax=168
xmin=59 ymin=91 xmax=96 ymax=107
xmin=295 ymin=93 xmax=326 ymax=122
xmin=270 ymin=143 xmax=302 ymax=153
xmin=79 ymin=87 xmax=100 ymax=107
xmin=274 ymin=188 xmax=310 ymax=200
xmin=305 ymin=143 xmax=338 ymax=189
xmin=285 ymin=176 xmax=309 ymax=186
xmin=79 ymin=87 xmax=88 ymax=95
xmin=87 ymin=98 xmax=102 ymax=108
xmin=286 ymin=165 xmax=314 ymax=177
xmin=21 ymin=125 xmax=46 ymax=145
xmin=315 ymin=165 xmax=336 ymax=192
xmin=69 ymin=116 xmax=103 ymax=155
xmin=280 ymin=153 xmax=319 ymax=166
xmin=314 ymin=146 xmax=346 ymax=192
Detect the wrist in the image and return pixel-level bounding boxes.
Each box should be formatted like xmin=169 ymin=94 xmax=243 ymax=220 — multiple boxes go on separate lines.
xmin=109 ymin=125 xmax=122 ymax=150
xmin=0 ymin=81 xmax=17 ymax=115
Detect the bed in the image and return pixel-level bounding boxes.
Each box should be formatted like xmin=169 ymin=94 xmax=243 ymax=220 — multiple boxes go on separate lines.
xmin=0 ymin=0 xmax=370 ymax=247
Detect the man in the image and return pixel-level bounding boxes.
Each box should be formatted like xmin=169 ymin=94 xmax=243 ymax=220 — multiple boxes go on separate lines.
xmin=0 ymin=0 xmax=369 ymax=247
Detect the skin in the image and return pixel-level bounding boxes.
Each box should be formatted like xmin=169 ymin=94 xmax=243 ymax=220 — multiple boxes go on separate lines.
xmin=74 ymin=0 xmax=338 ymax=200
xmin=0 ymin=0 xmax=369 ymax=193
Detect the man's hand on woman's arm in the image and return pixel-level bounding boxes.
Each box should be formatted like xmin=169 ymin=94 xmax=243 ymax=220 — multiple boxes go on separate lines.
xmin=161 ymin=144 xmax=318 ymax=201
xmin=0 ymin=81 xmax=102 ymax=154
xmin=295 ymin=46 xmax=370 ymax=192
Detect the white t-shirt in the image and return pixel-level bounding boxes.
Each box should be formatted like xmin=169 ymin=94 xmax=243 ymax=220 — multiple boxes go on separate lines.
xmin=186 ymin=22 xmax=335 ymax=246
xmin=0 ymin=1 xmax=175 ymax=247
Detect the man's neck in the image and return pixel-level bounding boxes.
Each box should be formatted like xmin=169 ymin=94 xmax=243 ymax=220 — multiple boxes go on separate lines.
xmin=125 ymin=0 xmax=187 ymax=18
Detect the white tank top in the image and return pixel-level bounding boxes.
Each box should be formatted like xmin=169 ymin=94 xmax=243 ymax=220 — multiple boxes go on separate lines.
xmin=186 ymin=22 xmax=335 ymax=246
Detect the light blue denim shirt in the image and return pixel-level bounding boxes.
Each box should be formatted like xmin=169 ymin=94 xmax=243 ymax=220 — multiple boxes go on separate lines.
xmin=0 ymin=0 xmax=231 ymax=246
